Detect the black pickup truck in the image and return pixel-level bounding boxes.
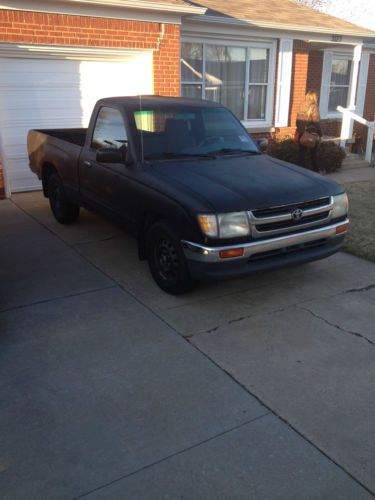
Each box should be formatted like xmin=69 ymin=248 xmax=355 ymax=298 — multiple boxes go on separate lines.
xmin=28 ymin=96 xmax=349 ymax=294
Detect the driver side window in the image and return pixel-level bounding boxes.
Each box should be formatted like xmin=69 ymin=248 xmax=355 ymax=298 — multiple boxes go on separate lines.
xmin=91 ymin=107 xmax=128 ymax=150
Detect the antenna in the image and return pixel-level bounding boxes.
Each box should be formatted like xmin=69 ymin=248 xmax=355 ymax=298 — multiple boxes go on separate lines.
xmin=139 ymin=94 xmax=144 ymax=163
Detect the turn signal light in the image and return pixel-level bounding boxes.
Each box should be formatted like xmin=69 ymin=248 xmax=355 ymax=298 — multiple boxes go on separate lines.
xmin=219 ymin=248 xmax=244 ymax=259
xmin=336 ymin=223 xmax=349 ymax=235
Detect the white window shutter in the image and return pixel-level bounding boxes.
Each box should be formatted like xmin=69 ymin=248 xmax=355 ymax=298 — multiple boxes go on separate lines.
xmin=356 ymin=52 xmax=370 ymax=117
xmin=320 ymin=51 xmax=333 ymax=119
xmin=275 ymin=38 xmax=293 ymax=127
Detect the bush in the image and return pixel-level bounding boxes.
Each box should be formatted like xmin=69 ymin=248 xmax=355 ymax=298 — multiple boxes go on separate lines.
xmin=266 ymin=137 xmax=300 ymax=165
xmin=265 ymin=136 xmax=345 ymax=173
xmin=317 ymin=141 xmax=346 ymax=173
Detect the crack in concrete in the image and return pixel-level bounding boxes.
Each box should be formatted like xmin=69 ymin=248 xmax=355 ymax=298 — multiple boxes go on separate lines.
xmin=343 ymin=283 xmax=375 ymax=294
xmin=188 ymin=304 xmax=295 ymax=339
xmin=299 ymin=305 xmax=374 ymax=346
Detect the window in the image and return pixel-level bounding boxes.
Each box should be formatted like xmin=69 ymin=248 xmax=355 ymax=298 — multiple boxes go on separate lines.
xmin=320 ymin=51 xmax=355 ymax=118
xmin=91 ymin=107 xmax=127 ymax=150
xmin=204 ymin=45 xmax=246 ymax=119
xmin=248 ymin=48 xmax=270 ymax=120
xmin=181 ymin=41 xmax=274 ymax=124
xmin=328 ymin=58 xmax=352 ymax=112
xmin=181 ymin=42 xmax=203 ymax=99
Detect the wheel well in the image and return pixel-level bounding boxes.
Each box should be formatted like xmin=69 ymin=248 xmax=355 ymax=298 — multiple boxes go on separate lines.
xmin=137 ymin=212 xmax=163 ymax=260
xmin=41 ymin=163 xmax=57 ymax=197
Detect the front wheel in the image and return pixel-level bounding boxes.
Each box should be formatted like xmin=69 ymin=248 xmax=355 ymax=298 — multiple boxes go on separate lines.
xmin=146 ymin=221 xmax=194 ymax=294
xmin=47 ymin=173 xmax=80 ymax=224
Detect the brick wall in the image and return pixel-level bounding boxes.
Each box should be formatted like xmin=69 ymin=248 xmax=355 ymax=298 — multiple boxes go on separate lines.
xmin=287 ymin=40 xmax=310 ymax=136
xmin=0 ymin=9 xmax=181 ymax=197
xmin=306 ymin=50 xmax=323 ymax=97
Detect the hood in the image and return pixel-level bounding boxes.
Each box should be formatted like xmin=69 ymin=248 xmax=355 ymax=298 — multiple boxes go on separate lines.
xmin=150 ymin=154 xmax=343 ymax=212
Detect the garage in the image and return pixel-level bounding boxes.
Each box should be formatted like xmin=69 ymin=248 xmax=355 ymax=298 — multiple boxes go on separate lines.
xmin=0 ymin=48 xmax=153 ymax=193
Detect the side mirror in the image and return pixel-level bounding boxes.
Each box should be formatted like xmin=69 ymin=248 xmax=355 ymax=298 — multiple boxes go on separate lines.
xmin=96 ymin=147 xmax=125 ymax=164
xmin=257 ymin=138 xmax=268 ymax=151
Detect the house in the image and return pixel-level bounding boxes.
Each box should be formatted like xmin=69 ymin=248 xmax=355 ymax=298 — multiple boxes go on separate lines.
xmin=0 ymin=0 xmax=374 ymax=198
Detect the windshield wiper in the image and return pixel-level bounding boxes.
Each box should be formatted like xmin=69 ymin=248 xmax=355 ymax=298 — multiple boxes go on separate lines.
xmin=209 ymin=148 xmax=261 ymax=156
xmin=145 ymin=152 xmax=216 ymax=160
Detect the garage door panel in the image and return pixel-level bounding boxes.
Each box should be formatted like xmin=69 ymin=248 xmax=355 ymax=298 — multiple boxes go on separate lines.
xmin=0 ymin=76 xmax=83 ymax=87
xmin=0 ymin=100 xmax=83 ymax=112
xmin=6 ymin=158 xmax=42 ymax=191
xmin=0 ymin=52 xmax=152 ymax=193
xmin=1 ymin=110 xmax=84 ymax=126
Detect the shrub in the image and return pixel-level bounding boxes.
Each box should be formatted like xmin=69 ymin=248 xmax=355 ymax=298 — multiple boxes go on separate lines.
xmin=317 ymin=141 xmax=346 ymax=173
xmin=266 ymin=137 xmax=300 ymax=165
xmin=265 ymin=136 xmax=345 ymax=173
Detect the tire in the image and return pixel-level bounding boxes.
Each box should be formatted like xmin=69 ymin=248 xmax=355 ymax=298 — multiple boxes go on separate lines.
xmin=146 ymin=221 xmax=194 ymax=294
xmin=47 ymin=173 xmax=80 ymax=224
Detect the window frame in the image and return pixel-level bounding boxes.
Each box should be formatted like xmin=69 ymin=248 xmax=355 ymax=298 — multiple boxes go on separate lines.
xmin=180 ymin=38 xmax=277 ymax=129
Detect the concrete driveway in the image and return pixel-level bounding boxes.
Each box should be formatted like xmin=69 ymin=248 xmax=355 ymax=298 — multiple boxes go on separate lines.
xmin=1 ymin=191 xmax=375 ymax=499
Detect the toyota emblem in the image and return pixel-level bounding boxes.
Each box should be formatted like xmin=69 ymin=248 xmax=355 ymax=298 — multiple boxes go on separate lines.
xmin=291 ymin=208 xmax=303 ymax=221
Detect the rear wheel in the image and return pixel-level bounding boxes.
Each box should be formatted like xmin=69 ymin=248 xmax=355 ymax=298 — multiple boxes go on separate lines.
xmin=47 ymin=173 xmax=80 ymax=224
xmin=146 ymin=221 xmax=194 ymax=294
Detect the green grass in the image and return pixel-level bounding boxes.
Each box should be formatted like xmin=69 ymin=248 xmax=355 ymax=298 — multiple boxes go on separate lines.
xmin=343 ymin=181 xmax=375 ymax=262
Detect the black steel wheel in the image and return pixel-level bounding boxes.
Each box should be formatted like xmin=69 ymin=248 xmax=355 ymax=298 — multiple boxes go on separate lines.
xmin=147 ymin=221 xmax=194 ymax=294
xmin=48 ymin=173 xmax=80 ymax=224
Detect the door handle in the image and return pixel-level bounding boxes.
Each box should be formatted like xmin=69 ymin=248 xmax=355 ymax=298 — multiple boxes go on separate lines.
xmin=83 ymin=160 xmax=92 ymax=168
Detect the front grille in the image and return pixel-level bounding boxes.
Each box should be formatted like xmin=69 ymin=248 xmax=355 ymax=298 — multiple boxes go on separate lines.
xmin=249 ymin=197 xmax=334 ymax=238
xmin=252 ymin=197 xmax=331 ymax=218
xmin=255 ymin=211 xmax=330 ymax=232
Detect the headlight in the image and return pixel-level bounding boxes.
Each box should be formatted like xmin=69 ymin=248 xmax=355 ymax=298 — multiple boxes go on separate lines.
xmin=218 ymin=212 xmax=250 ymax=238
xmin=198 ymin=215 xmax=218 ymax=238
xmin=332 ymin=193 xmax=349 ymax=219
xmin=198 ymin=212 xmax=250 ymax=238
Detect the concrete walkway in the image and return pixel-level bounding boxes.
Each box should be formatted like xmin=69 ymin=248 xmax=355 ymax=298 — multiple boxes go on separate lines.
xmin=1 ymin=192 xmax=375 ymax=499
xmin=328 ymin=162 xmax=375 ymax=184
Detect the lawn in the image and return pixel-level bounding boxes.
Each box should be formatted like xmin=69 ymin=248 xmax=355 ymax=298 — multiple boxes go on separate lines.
xmin=343 ymin=180 xmax=375 ymax=262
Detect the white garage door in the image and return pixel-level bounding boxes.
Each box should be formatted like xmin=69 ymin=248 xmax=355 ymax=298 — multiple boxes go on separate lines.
xmin=0 ymin=50 xmax=153 ymax=193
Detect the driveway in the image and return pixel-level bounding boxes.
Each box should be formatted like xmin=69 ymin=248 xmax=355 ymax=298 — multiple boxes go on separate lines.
xmin=1 ymin=191 xmax=375 ymax=499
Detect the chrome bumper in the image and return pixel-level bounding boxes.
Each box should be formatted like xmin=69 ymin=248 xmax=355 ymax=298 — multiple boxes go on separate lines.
xmin=182 ymin=219 xmax=349 ymax=263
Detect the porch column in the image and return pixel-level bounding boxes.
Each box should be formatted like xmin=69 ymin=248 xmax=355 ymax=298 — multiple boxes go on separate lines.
xmin=275 ymin=39 xmax=293 ymax=127
xmin=349 ymin=44 xmax=362 ymax=109
xmin=347 ymin=44 xmax=362 ymax=138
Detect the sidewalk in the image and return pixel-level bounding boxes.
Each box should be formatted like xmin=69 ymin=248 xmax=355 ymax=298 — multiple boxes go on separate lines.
xmin=328 ymin=163 xmax=375 ymax=184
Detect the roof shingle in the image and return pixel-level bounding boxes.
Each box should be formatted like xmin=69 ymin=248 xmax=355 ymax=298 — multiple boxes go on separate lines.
xmin=186 ymin=0 xmax=375 ymax=37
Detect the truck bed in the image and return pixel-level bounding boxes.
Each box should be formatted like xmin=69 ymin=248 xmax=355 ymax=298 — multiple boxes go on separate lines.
xmin=33 ymin=128 xmax=87 ymax=147
xmin=27 ymin=128 xmax=87 ymax=190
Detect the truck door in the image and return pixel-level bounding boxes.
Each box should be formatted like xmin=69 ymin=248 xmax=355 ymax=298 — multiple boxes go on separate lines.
xmin=79 ymin=106 xmax=134 ymax=223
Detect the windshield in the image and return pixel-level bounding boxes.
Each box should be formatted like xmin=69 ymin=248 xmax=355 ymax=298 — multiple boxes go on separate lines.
xmin=133 ymin=106 xmax=259 ymax=160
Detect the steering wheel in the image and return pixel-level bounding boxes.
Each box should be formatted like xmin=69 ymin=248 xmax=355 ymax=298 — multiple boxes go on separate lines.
xmin=198 ymin=136 xmax=224 ymax=148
